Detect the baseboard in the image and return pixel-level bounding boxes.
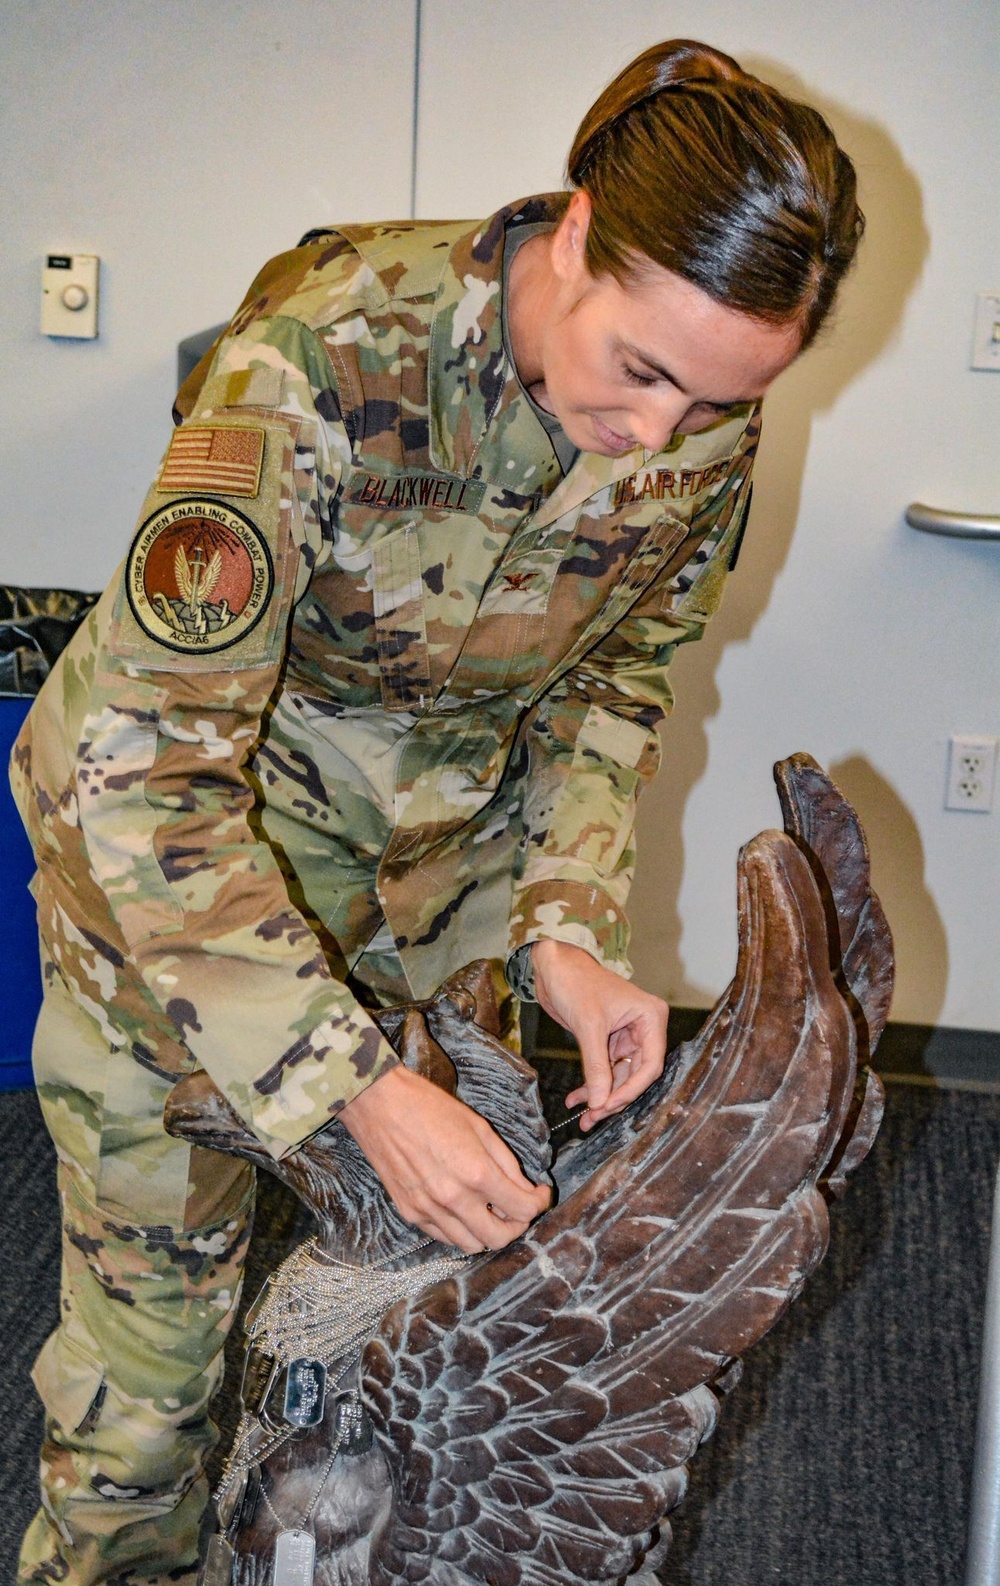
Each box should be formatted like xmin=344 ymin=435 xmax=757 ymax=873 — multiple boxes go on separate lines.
xmin=530 ymin=1008 xmax=1000 ymax=1091
xmin=873 ymin=1021 xmax=1000 ymax=1089
xmin=5 ymin=1008 xmax=999 ymax=1097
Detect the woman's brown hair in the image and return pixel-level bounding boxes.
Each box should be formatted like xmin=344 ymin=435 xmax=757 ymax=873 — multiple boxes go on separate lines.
xmin=568 ymin=39 xmax=864 ymax=347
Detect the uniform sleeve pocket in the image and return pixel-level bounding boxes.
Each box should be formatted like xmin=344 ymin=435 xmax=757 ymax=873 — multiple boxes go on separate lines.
xmin=76 ymin=671 xmax=185 ymax=945
xmin=576 ymin=704 xmax=650 ymax=770
xmin=31 ymin=1325 xmax=107 ymax=1436
xmin=672 ymin=481 xmax=752 ymax=624
xmin=558 ymin=705 xmax=651 ymax=878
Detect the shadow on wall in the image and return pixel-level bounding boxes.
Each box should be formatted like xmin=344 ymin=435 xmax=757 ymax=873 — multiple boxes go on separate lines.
xmin=629 ymin=66 xmax=929 ymax=1010
xmin=829 ymin=753 xmax=948 ymax=1029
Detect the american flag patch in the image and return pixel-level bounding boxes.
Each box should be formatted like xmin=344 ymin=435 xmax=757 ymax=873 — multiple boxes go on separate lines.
xmin=157 ymin=425 xmax=265 ymax=498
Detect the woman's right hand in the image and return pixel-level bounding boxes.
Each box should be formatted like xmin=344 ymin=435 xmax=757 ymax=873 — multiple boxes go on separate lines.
xmin=338 ymin=1065 xmax=551 ymax=1254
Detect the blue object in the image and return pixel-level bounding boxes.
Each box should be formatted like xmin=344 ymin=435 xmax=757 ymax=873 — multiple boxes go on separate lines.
xmin=0 ymin=697 xmax=40 ymax=1089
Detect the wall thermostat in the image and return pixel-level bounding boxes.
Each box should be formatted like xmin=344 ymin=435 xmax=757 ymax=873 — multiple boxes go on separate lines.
xmin=41 ymin=253 xmax=100 ymax=339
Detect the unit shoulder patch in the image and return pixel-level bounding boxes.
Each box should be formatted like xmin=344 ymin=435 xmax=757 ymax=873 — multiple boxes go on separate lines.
xmin=157 ymin=424 xmax=265 ymax=498
xmin=125 ymin=498 xmax=274 ymax=656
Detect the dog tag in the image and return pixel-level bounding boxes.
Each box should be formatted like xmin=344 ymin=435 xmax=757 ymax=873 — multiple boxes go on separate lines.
xmin=239 ymin=1462 xmax=261 ymax=1527
xmin=283 ymin=1357 xmax=326 ymax=1428
xmin=215 ymin=1467 xmax=246 ymax=1532
xmin=240 ymin=1341 xmax=276 ymax=1414
xmin=199 ymin=1533 xmax=234 ymax=1586
xmin=216 ymin=1461 xmax=262 ymax=1534
xmin=336 ymin=1392 xmax=373 ymax=1454
xmin=273 ymin=1529 xmax=316 ymax=1586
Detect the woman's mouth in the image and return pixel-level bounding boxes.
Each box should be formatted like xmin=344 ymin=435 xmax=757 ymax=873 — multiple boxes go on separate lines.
xmin=591 ymin=416 xmax=637 ymax=454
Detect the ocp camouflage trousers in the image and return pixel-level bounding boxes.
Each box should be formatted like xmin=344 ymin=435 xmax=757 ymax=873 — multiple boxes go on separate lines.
xmin=19 ymin=966 xmax=255 ymax=1586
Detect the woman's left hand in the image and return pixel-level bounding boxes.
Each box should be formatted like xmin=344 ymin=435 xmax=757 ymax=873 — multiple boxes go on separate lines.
xmin=529 ymin=940 xmax=668 ymax=1130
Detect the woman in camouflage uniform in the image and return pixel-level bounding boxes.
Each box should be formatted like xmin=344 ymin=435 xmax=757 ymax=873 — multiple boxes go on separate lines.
xmin=12 ymin=39 xmax=863 ymax=1585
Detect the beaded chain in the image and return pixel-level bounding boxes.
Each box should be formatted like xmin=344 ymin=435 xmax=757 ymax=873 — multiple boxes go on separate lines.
xmin=211 ymin=1116 xmax=584 ymax=1532
xmin=249 ymin=1238 xmax=469 ymax=1368
xmin=213 ymin=1237 xmax=470 ymax=1522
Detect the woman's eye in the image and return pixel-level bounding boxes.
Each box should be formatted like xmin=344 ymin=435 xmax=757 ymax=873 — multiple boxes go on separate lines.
xmin=623 ymin=365 xmax=657 ymax=387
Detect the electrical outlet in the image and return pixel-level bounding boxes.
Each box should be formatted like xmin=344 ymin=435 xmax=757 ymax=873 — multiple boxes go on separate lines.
xmin=945 ymin=735 xmax=998 ymax=812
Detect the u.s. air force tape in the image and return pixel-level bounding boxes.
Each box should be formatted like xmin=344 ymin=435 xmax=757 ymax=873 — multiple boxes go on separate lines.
xmin=125 ymin=497 xmax=274 ymax=656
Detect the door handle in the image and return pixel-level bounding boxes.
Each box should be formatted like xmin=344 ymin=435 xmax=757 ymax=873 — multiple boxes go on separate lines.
xmin=905 ymin=502 xmax=1000 ymax=541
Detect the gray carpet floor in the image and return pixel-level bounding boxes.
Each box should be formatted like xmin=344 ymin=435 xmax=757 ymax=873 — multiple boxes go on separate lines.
xmin=1 ymin=1070 xmax=994 ymax=1586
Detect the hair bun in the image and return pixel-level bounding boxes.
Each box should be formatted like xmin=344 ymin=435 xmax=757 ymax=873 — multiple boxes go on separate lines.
xmin=568 ymin=39 xmax=745 ymax=185
xmin=646 ymin=38 xmax=745 ymax=89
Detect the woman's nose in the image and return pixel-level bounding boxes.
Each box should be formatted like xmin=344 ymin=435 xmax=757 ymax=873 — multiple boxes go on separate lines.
xmin=631 ymin=392 xmax=690 ymax=453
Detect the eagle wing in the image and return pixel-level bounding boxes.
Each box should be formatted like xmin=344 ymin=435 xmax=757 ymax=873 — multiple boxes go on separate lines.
xmin=361 ymin=812 xmax=877 ymax=1586
xmin=174 ymin=543 xmax=192 ymax=603
xmin=773 ymin=752 xmax=890 ymax=1195
xmin=774 ymin=751 xmax=894 ymax=1055
xmin=200 ymin=549 xmax=223 ymax=601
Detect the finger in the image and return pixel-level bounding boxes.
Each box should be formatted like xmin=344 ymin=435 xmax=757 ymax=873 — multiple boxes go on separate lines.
xmin=409 ymin=1199 xmax=523 ymax=1256
xmin=409 ymin=1174 xmax=542 ymax=1253
xmin=480 ymin=1184 xmax=551 ymax=1228
xmin=403 ymin=1208 xmax=480 ymax=1255
xmin=609 ymin=1015 xmax=665 ymax=1086
xmin=462 ymin=1199 xmax=534 ymax=1251
xmin=608 ymin=1026 xmax=643 ymax=1069
xmin=610 ymin=1052 xmax=635 ymax=1092
xmin=586 ymin=1055 xmax=661 ymax=1121
xmin=583 ymin=1035 xmax=667 ymax=1125
xmin=476 ymin=1130 xmax=553 ymax=1221
xmin=474 ymin=1113 xmax=537 ymax=1182
xmin=566 ymin=1047 xmax=645 ymax=1113
xmin=574 ymin=1027 xmax=615 ymax=1112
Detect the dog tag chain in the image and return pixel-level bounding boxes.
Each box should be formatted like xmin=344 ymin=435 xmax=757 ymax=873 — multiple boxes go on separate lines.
xmin=259 ymin=1395 xmax=367 ymax=1585
xmin=212 ymin=1238 xmax=470 ymax=1580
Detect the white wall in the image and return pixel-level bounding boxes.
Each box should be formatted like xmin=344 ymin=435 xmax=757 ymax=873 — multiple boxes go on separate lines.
xmin=3 ymin=1 xmax=998 ymax=1031
xmin=0 ymin=0 xmax=416 ymax=589
xmin=416 ymin=0 xmax=1000 ymax=1031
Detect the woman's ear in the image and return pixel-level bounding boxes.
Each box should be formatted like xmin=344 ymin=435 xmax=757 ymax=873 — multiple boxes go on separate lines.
xmin=550 ymin=189 xmax=593 ymax=287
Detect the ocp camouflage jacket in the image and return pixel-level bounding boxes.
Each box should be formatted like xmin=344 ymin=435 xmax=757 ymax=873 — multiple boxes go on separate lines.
xmin=12 ymin=196 xmax=759 ymax=1158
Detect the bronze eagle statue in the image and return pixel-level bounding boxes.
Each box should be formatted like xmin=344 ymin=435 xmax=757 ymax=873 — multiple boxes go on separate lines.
xmin=165 ymin=753 xmax=891 ymax=1585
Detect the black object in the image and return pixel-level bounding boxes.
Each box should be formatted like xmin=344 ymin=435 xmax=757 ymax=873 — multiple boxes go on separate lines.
xmin=177 ymin=324 xmax=228 ymax=389
xmin=0 ymin=585 xmax=99 ymax=697
xmin=176 ymin=230 xmax=324 ymax=389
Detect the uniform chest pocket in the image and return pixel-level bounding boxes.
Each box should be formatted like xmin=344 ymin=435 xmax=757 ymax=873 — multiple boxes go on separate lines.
xmin=477 ymin=536 xmax=566 ymax=618
xmin=543 ymin=525 xmax=687 ymax=691
xmin=368 ymin=524 xmax=434 ymax=712
xmin=591 ymin=543 xmax=672 ymax=629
